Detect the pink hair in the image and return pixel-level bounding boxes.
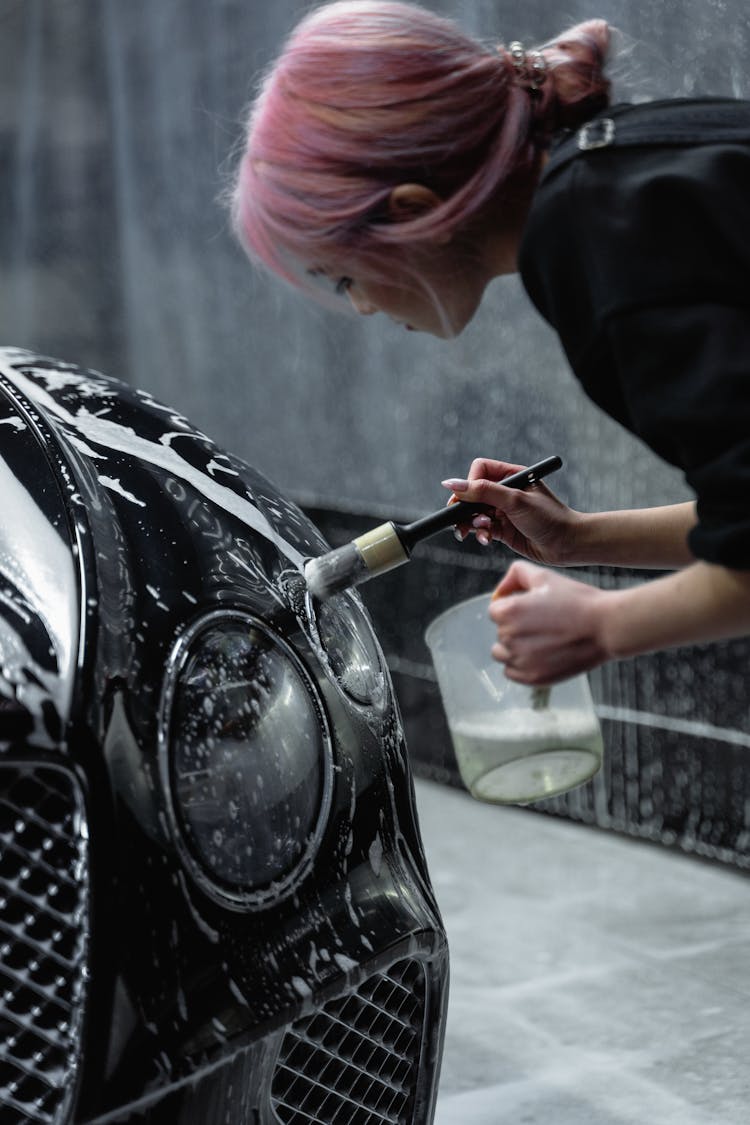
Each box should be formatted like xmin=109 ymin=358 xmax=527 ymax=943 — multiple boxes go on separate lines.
xmin=232 ymin=1 xmax=610 ymax=294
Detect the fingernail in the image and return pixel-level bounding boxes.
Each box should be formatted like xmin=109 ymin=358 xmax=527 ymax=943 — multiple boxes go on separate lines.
xmin=453 ymin=528 xmax=464 ymax=542
xmin=477 ymin=530 xmax=491 ymax=546
xmin=441 ymin=478 xmax=469 ymax=492
xmin=472 ymin=515 xmax=491 ymax=529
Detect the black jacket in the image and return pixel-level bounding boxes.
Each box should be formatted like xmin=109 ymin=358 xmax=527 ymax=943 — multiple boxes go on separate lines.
xmin=519 ymin=98 xmax=750 ymax=568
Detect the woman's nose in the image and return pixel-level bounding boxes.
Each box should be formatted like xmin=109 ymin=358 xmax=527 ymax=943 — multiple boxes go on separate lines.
xmin=348 ymin=289 xmax=378 ymax=316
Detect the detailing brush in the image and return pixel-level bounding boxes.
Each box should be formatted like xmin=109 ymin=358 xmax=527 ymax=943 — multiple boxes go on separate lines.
xmin=304 ymin=455 xmax=562 ymax=601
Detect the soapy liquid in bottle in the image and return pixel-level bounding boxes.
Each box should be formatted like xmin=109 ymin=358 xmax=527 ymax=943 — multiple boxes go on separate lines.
xmin=450 ymin=705 xmax=603 ymax=804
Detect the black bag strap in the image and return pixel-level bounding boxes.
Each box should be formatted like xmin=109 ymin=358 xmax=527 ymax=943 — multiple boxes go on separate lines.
xmin=544 ymin=97 xmax=750 ymax=180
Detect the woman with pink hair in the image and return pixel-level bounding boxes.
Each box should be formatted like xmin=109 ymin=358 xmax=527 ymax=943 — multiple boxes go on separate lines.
xmin=233 ymin=0 xmax=750 ymax=686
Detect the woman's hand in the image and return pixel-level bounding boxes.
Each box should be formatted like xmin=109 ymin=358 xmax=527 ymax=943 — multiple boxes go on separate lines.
xmin=488 ymin=561 xmax=614 ymax=684
xmin=488 ymin=558 xmax=750 ymax=683
xmin=441 ymin=458 xmax=583 ymax=567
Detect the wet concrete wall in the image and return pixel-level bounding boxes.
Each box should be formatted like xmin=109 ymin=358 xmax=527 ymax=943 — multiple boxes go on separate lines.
xmin=2 ymin=0 xmax=750 ymax=861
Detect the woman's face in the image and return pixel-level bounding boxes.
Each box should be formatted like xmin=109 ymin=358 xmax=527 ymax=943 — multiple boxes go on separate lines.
xmin=325 ymin=241 xmax=493 ymax=340
xmin=314 ymin=223 xmax=501 ymax=337
xmin=312 ymin=180 xmax=526 ymax=336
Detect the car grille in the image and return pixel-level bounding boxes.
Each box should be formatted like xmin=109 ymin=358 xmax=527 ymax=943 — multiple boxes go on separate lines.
xmin=270 ymin=957 xmax=426 ymax=1125
xmin=0 ymin=763 xmax=90 ymax=1124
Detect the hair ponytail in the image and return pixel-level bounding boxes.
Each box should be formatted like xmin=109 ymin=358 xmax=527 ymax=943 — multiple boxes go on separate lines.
xmin=530 ymin=19 xmax=611 ymax=135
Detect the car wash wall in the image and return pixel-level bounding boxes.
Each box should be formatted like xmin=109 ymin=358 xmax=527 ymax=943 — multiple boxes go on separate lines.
xmin=2 ymin=0 xmax=750 ymax=867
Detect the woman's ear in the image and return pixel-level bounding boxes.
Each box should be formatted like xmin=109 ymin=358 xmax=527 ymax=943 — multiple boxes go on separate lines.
xmin=387 ymin=183 xmax=451 ymax=244
xmin=387 ymin=183 xmax=443 ymax=221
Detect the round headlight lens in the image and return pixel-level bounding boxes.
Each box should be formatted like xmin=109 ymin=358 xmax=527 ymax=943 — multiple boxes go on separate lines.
xmin=312 ymin=592 xmax=386 ymax=706
xmin=163 ymin=613 xmax=331 ymax=902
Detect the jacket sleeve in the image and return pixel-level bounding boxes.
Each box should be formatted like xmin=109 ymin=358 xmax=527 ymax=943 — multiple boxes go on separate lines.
xmin=603 ymin=300 xmax=750 ymax=569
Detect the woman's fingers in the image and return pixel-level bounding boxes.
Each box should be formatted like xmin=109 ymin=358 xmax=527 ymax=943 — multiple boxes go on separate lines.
xmin=491 ymin=559 xmax=547 ymax=600
xmin=441 ymin=458 xmax=576 ymax=564
xmin=467 ymin=458 xmax=527 ymax=483
xmin=487 ymin=565 xmax=611 ymax=682
xmin=441 ymin=477 xmax=535 ymax=546
xmin=500 ymin=641 xmax=600 ymax=685
xmin=443 ymin=491 xmax=472 ymax=541
xmin=442 ymin=474 xmax=533 ymax=508
xmin=443 ymin=482 xmax=504 ymax=544
xmin=442 ymin=475 xmax=558 ymax=539
xmin=490 ymin=641 xmax=512 ymax=663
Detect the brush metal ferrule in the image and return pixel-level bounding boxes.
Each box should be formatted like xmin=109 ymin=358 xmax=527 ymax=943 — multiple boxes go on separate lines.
xmin=353 ymin=522 xmax=409 ymax=576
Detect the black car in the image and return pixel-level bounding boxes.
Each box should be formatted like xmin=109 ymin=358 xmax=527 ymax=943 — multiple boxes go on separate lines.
xmin=0 ymin=347 xmax=448 ymax=1124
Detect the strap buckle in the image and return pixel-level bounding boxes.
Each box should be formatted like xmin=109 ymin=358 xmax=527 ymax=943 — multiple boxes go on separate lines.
xmin=577 ymin=118 xmax=616 ymax=151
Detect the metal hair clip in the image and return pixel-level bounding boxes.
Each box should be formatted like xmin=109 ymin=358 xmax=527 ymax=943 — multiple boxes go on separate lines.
xmin=507 ymin=41 xmax=548 ymax=92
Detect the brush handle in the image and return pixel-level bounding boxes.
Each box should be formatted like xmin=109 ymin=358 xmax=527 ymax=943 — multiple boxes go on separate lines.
xmin=397 ymin=455 xmax=563 ymax=551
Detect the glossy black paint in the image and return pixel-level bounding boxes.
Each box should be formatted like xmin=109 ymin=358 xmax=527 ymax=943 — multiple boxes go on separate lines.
xmin=0 ymin=348 xmax=448 ymax=1124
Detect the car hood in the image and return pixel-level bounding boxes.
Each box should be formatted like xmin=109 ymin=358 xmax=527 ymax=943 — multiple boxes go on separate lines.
xmin=0 ymin=346 xmax=329 ymax=748
xmin=0 ymin=351 xmax=80 ymax=745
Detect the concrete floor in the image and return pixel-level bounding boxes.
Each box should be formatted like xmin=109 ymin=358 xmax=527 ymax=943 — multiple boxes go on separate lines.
xmin=414 ymin=778 xmax=750 ymax=1125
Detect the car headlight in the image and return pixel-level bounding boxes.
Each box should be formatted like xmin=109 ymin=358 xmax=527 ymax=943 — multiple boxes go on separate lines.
xmin=309 ymin=590 xmax=386 ymax=707
xmin=159 ymin=610 xmax=333 ymax=907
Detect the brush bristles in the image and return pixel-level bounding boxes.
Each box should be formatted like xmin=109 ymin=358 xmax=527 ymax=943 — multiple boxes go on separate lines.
xmin=305 ymin=522 xmax=410 ymax=601
xmin=304 ymin=543 xmax=368 ymax=601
